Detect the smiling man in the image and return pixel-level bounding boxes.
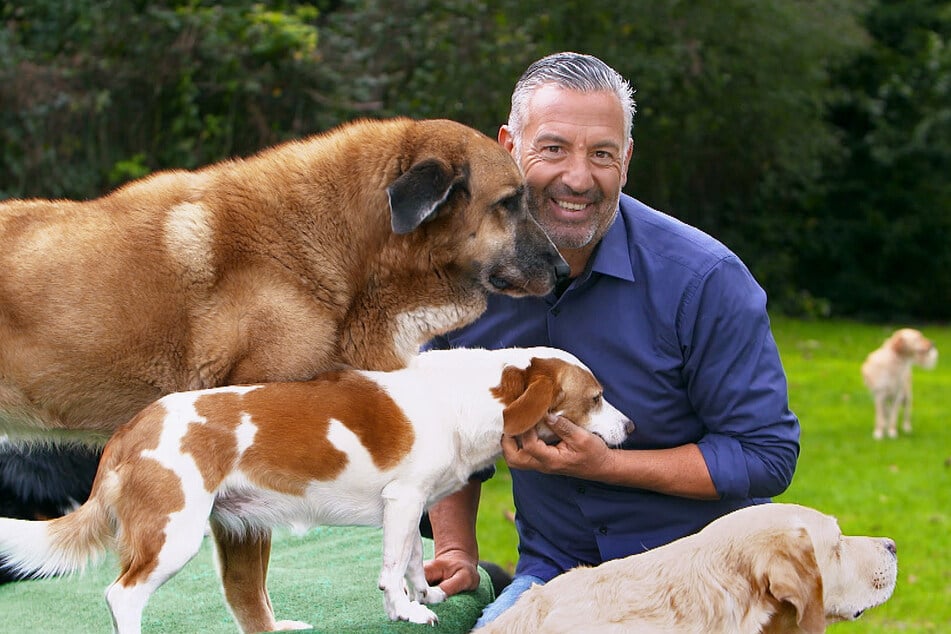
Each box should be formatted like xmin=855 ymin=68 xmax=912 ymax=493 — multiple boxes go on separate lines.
xmin=422 ymin=52 xmax=800 ymax=628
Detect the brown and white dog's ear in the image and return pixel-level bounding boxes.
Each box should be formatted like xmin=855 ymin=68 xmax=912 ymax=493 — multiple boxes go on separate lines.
xmin=386 ymin=158 xmax=464 ymax=234
xmin=497 ymin=360 xmax=559 ymax=436
xmin=761 ymin=526 xmax=826 ymax=634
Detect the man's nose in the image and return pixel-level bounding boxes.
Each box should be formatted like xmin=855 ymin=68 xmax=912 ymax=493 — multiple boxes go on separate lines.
xmin=561 ymin=153 xmax=595 ymax=192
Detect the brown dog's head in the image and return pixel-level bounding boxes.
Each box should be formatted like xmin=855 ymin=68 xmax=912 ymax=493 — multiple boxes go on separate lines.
xmin=491 ymin=354 xmax=632 ymax=447
xmin=386 ymin=119 xmax=569 ymax=297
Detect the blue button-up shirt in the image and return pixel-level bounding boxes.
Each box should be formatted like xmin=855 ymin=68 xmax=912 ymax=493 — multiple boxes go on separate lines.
xmin=427 ymin=193 xmax=800 ymax=581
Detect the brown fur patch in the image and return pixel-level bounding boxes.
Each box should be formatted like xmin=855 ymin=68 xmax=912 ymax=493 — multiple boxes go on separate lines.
xmin=183 ymin=394 xmax=243 ymax=492
xmin=188 ymin=372 xmax=414 ymax=497
xmin=70 ymin=404 xmax=188 ymax=587
xmin=112 ymin=458 xmax=186 ymax=587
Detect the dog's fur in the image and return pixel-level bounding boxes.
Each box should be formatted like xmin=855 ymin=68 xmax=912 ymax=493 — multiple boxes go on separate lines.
xmin=0 ymin=440 xmax=100 ymax=583
xmin=0 ymin=347 xmax=631 ymax=633
xmin=481 ymin=503 xmax=897 ymax=634
xmin=861 ymin=328 xmax=938 ymax=439
xmin=0 ymin=117 xmax=568 ymax=631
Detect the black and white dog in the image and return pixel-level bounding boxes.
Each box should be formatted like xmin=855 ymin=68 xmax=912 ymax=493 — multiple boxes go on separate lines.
xmin=0 ymin=439 xmax=99 ymax=583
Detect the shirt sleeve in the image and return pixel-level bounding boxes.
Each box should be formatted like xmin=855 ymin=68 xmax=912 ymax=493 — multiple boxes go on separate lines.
xmin=681 ymin=256 xmax=800 ymax=499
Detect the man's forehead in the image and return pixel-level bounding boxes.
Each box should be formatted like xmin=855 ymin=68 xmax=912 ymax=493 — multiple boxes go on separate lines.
xmin=526 ymin=85 xmax=626 ymax=146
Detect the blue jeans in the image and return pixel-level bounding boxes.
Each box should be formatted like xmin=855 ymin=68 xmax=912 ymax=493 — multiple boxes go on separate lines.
xmin=473 ymin=574 xmax=546 ymax=629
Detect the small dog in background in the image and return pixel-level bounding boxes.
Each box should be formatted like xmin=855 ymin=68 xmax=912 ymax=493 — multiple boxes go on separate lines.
xmin=861 ymin=328 xmax=938 ymax=440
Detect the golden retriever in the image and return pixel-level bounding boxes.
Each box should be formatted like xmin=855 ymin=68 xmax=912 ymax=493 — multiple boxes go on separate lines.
xmin=0 ymin=117 xmax=568 ymax=632
xmin=861 ymin=328 xmax=938 ymax=439
xmin=480 ymin=503 xmax=897 ymax=634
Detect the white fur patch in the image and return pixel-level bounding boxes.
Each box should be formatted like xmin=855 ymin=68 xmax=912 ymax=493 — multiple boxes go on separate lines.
xmin=325 ymin=418 xmax=368 ymax=462
xmin=235 ymin=413 xmax=257 ymax=455
xmin=164 ymin=202 xmax=214 ymax=286
xmin=393 ymin=305 xmax=470 ymax=361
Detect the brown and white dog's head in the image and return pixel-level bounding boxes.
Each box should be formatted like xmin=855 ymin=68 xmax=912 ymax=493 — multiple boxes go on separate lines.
xmin=886 ymin=328 xmax=938 ymax=370
xmin=728 ymin=504 xmax=898 ymax=633
xmin=386 ymin=119 xmax=569 ymax=298
xmin=490 ymin=354 xmax=633 ymax=447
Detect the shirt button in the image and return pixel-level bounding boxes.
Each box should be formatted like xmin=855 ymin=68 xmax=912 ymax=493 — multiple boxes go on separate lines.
xmin=551 ymin=307 xmax=561 ymax=316
xmin=576 ymin=485 xmax=586 ymax=494
xmin=599 ymin=526 xmax=608 ymax=535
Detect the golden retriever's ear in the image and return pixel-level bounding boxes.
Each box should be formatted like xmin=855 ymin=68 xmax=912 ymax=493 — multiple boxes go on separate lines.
xmin=386 ymin=158 xmax=460 ymax=234
xmin=762 ymin=527 xmax=826 ymax=634
xmin=500 ymin=368 xmax=556 ymax=436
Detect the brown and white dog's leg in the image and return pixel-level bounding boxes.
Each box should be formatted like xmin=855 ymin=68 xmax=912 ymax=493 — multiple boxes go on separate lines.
xmin=105 ymin=499 xmax=212 ymax=634
xmin=406 ymin=528 xmax=446 ymax=606
xmin=210 ymin=523 xmax=311 ymax=632
xmin=378 ymin=486 xmax=444 ymax=624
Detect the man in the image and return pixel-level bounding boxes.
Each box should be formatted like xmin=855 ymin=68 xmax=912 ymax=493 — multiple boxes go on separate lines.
xmin=423 ymin=52 xmax=800 ymax=627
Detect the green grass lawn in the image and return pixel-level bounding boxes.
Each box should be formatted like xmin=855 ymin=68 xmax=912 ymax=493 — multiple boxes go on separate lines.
xmin=475 ymin=317 xmax=950 ymax=633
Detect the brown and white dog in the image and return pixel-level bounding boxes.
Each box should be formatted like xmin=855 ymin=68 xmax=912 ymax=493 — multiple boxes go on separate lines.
xmin=0 ymin=117 xmax=568 ymax=631
xmin=861 ymin=328 xmax=938 ymax=439
xmin=0 ymin=347 xmax=632 ymax=634
xmin=481 ymin=503 xmax=897 ymax=634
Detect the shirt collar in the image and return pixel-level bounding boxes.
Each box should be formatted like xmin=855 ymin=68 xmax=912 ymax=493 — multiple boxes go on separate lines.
xmin=587 ymin=208 xmax=636 ymax=283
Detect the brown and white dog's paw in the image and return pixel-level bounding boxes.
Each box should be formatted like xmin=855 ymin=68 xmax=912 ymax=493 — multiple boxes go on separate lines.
xmin=400 ymin=601 xmax=440 ymax=625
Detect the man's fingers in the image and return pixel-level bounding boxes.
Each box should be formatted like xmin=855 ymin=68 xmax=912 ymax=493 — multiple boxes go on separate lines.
xmin=546 ymin=413 xmax=579 ymax=438
xmin=437 ymin=566 xmax=481 ymax=595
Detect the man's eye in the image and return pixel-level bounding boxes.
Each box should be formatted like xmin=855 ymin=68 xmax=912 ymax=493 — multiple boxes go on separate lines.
xmin=592 ymin=151 xmax=615 ymax=164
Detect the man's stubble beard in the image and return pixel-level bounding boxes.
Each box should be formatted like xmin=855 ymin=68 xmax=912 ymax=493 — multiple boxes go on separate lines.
xmin=526 ymin=185 xmax=619 ymax=252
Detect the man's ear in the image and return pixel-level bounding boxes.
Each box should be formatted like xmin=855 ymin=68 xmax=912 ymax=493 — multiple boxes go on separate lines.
xmin=498 ymin=125 xmax=516 ymax=154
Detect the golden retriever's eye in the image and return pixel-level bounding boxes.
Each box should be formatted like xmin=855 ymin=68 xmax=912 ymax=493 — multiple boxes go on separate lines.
xmin=592 ymin=393 xmax=602 ymax=406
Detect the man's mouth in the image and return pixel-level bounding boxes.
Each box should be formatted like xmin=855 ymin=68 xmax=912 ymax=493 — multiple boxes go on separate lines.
xmin=555 ymin=199 xmax=588 ymax=211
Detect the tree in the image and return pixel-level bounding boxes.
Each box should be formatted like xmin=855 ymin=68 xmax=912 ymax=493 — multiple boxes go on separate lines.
xmin=797 ymin=0 xmax=951 ymax=320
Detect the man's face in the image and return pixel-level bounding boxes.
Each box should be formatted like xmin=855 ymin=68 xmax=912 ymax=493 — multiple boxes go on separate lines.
xmin=501 ymin=84 xmax=632 ymax=256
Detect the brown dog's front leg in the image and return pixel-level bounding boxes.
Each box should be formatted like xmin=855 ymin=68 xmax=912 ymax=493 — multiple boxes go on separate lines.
xmin=211 ymin=521 xmax=278 ymax=633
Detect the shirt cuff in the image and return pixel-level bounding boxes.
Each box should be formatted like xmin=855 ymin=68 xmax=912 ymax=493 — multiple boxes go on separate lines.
xmin=697 ymin=435 xmax=751 ymax=499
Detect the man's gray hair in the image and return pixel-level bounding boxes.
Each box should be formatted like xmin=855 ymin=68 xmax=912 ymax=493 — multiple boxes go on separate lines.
xmin=508 ymin=52 xmax=635 ymax=154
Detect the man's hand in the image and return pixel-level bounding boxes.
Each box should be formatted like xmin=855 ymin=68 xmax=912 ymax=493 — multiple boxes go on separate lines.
xmin=502 ymin=414 xmax=615 ymax=479
xmin=424 ymin=548 xmax=482 ymax=596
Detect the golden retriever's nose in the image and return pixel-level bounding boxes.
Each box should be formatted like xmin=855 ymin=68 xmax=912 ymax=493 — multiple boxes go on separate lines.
xmin=884 ymin=539 xmax=897 ymax=557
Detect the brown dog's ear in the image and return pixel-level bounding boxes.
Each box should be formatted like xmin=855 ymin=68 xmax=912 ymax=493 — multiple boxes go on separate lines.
xmin=386 ymin=158 xmax=463 ymax=234
xmin=499 ymin=367 xmax=557 ymax=436
xmin=762 ymin=527 xmax=826 ymax=634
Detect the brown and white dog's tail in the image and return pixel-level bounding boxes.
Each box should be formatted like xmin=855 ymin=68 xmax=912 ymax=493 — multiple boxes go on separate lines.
xmin=0 ymin=496 xmax=113 ymax=579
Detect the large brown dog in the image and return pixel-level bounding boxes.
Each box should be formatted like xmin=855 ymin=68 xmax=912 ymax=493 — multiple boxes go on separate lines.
xmin=0 ymin=117 xmax=567 ymax=632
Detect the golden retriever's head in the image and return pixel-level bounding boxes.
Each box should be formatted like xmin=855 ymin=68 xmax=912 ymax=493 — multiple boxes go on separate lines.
xmin=491 ymin=352 xmax=632 ymax=446
xmin=733 ymin=504 xmax=898 ymax=633
xmin=386 ymin=119 xmax=569 ymax=298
